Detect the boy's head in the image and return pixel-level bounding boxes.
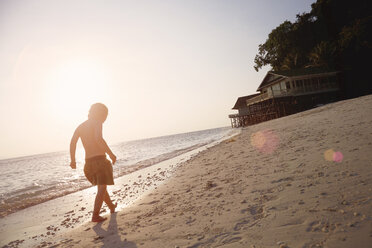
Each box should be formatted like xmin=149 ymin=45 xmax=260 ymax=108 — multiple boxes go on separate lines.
xmin=88 ymin=103 xmax=108 ymax=123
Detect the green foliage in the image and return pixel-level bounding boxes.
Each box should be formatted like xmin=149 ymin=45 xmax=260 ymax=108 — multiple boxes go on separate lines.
xmin=254 ymin=21 xmax=294 ymax=71
xmin=307 ymin=41 xmax=336 ymax=68
xmin=254 ymin=0 xmax=372 ymax=96
xmin=338 ymin=16 xmax=372 ymax=53
xmin=254 ymin=0 xmax=371 ymax=73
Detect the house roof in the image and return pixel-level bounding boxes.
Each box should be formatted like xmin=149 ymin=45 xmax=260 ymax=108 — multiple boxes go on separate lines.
xmin=257 ymin=67 xmax=339 ymax=91
xmin=232 ymin=93 xmax=260 ymax=109
xmin=271 ymin=67 xmax=337 ymax=77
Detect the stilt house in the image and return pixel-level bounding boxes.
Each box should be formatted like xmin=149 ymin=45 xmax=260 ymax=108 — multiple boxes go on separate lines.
xmin=229 ymin=67 xmax=341 ymax=127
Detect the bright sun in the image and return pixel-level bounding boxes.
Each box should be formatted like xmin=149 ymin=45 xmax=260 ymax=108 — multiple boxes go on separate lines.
xmin=46 ymin=59 xmax=109 ymax=122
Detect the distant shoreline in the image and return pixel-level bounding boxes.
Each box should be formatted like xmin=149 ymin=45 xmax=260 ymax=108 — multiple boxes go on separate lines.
xmin=0 ymin=126 xmax=232 ymax=161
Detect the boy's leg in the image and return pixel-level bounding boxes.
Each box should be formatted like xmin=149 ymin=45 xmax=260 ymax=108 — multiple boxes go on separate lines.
xmin=92 ymin=185 xmax=107 ymax=222
xmin=103 ymin=189 xmax=117 ymax=213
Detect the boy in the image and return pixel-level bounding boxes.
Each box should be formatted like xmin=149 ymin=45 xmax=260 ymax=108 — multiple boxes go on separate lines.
xmin=69 ymin=103 xmax=117 ymax=222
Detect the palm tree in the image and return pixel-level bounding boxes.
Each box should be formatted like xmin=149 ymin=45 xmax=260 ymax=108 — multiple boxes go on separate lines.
xmin=280 ymin=53 xmax=299 ymax=70
xmin=307 ymin=41 xmax=336 ymax=68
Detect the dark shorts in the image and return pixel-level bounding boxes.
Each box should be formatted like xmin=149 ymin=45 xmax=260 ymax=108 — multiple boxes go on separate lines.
xmin=84 ymin=155 xmax=114 ymax=185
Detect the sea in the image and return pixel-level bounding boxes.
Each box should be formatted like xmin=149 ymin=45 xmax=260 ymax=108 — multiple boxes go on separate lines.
xmin=0 ymin=126 xmax=238 ymax=218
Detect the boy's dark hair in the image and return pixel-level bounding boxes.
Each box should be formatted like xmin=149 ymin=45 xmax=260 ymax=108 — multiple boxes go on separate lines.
xmin=88 ymin=103 xmax=108 ymax=121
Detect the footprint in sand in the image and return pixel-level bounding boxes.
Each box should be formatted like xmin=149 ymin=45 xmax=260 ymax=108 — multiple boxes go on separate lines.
xmin=234 ymin=219 xmax=250 ymax=231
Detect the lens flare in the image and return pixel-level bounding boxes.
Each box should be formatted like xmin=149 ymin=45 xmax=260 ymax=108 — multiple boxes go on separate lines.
xmin=333 ymin=151 xmax=344 ymax=163
xmin=250 ymin=131 xmax=266 ymax=149
xmin=324 ymin=149 xmax=335 ymax=162
xmin=324 ymin=149 xmax=343 ymax=163
xmin=251 ymin=130 xmax=279 ymax=154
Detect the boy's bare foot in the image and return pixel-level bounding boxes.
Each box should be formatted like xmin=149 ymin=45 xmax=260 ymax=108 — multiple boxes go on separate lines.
xmin=92 ymin=215 xmax=107 ymax=222
xmin=109 ymin=203 xmax=118 ymax=213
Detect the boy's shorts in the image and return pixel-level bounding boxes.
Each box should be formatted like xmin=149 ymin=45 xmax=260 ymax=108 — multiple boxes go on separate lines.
xmin=84 ymin=155 xmax=114 ymax=185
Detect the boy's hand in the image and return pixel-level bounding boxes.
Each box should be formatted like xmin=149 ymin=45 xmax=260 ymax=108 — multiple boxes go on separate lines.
xmin=110 ymin=154 xmax=117 ymax=165
xmin=70 ymin=161 xmax=76 ymax=169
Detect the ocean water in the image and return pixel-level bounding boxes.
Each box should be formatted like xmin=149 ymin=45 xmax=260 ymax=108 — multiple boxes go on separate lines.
xmin=0 ymin=127 xmax=237 ymax=218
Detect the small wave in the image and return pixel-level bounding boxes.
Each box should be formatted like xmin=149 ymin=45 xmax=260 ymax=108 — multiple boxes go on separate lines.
xmin=3 ymin=183 xmax=43 ymax=198
xmin=0 ymin=180 xmax=90 ymax=218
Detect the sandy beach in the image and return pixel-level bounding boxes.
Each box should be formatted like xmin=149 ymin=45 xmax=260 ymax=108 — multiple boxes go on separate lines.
xmin=5 ymin=94 xmax=372 ymax=248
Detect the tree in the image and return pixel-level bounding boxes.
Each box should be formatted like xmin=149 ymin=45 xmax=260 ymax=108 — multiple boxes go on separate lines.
xmin=253 ymin=0 xmax=372 ymax=96
xmin=307 ymin=41 xmax=336 ymax=68
xmin=254 ymin=21 xmax=294 ymax=71
xmin=254 ymin=12 xmax=319 ymax=72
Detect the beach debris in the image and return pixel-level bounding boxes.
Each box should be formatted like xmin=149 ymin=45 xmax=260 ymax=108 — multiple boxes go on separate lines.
xmin=348 ymin=222 xmax=356 ymax=227
xmin=323 ymin=208 xmax=337 ymax=212
xmin=197 ymin=235 xmax=205 ymax=241
xmin=225 ymin=138 xmax=236 ymax=143
xmin=277 ymin=241 xmax=289 ymax=248
xmin=205 ymin=181 xmax=217 ymax=190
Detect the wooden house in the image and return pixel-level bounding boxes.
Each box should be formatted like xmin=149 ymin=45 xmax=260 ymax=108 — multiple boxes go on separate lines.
xmin=229 ymin=67 xmax=341 ymax=127
xmin=229 ymin=94 xmax=259 ymax=128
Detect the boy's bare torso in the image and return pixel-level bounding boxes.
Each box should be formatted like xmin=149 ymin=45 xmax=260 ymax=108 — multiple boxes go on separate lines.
xmin=76 ymin=120 xmax=106 ymax=159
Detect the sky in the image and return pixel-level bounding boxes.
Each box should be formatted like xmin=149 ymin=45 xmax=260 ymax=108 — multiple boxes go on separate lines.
xmin=0 ymin=0 xmax=313 ymax=158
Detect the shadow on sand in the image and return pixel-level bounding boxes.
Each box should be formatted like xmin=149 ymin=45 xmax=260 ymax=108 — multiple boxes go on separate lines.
xmin=93 ymin=213 xmax=137 ymax=248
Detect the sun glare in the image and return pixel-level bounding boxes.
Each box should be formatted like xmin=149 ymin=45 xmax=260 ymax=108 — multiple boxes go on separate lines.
xmin=46 ymin=59 xmax=109 ymax=122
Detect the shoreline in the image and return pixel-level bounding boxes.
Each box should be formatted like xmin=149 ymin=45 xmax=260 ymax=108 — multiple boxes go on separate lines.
xmin=0 ymin=130 xmax=240 ymax=248
xmin=0 ymin=142 xmax=215 ymax=218
xmin=48 ymin=94 xmax=372 ymax=248
xmin=0 ymin=127 xmax=236 ymax=219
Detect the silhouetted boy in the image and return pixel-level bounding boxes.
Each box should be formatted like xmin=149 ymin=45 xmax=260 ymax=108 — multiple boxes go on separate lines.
xmin=69 ymin=103 xmax=117 ymax=222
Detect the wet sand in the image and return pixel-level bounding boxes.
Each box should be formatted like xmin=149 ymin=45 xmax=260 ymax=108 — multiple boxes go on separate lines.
xmin=4 ymin=94 xmax=372 ymax=248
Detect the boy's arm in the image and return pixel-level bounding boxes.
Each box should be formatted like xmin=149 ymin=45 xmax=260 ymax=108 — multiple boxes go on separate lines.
xmin=70 ymin=128 xmax=80 ymax=169
xmin=94 ymin=123 xmax=116 ymax=164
